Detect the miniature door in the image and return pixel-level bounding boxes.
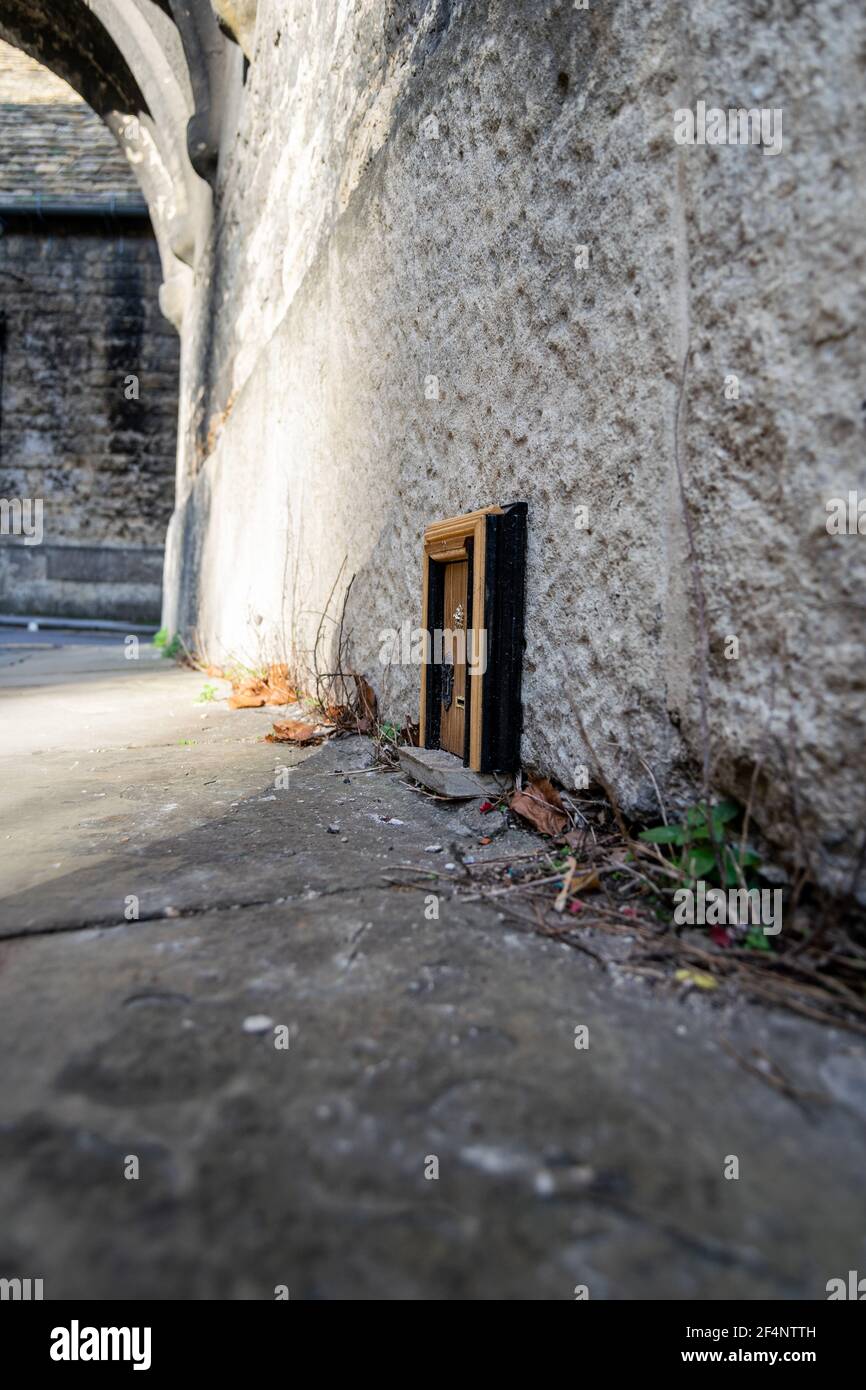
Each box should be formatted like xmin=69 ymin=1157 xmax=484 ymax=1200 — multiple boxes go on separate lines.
xmin=440 ymin=558 xmax=469 ymax=757
xmin=420 ymin=503 xmax=527 ymax=773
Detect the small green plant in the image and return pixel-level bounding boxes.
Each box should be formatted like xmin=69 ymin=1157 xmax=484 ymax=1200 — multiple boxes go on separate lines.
xmin=638 ymin=799 xmax=760 ymax=888
xmin=153 ymin=627 xmax=182 ymax=660
xmin=196 ymin=683 xmax=217 ymax=703
xmin=224 ymin=661 xmax=268 ymax=685
xmin=744 ymin=926 xmax=771 ymax=951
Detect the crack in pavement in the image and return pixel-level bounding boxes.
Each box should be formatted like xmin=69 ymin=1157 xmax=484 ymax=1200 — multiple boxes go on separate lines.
xmin=0 ymin=879 xmax=414 ymax=945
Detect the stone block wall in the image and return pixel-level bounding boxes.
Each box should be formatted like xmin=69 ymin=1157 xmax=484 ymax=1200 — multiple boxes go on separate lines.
xmin=0 ymin=39 xmax=179 ymax=623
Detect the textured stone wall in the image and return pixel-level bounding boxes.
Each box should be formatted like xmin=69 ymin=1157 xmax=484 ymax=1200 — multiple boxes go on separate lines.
xmin=0 ymin=39 xmax=179 ymax=622
xmin=161 ymin=0 xmax=865 ymax=890
xmin=0 ymin=225 xmax=178 ymax=621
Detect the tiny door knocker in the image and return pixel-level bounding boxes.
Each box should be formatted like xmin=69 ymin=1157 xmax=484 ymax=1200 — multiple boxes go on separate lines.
xmin=441 ymin=661 xmax=454 ymax=710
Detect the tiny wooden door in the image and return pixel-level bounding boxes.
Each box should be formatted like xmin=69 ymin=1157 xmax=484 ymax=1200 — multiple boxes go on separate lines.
xmin=440 ymin=559 xmax=469 ymax=757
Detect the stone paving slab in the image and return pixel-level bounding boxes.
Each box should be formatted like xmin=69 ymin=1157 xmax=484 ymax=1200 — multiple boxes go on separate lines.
xmin=1 ymin=642 xmax=865 ymax=1299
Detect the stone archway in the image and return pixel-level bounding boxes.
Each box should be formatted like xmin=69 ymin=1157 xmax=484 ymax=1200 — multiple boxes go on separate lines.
xmin=0 ymin=0 xmax=228 ymax=330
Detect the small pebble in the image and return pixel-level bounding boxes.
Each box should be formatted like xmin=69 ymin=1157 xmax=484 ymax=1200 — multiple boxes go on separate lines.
xmin=327 ymin=823 xmax=340 ymax=834
xmin=242 ymin=1015 xmax=274 ymax=1034
xmin=424 ymin=844 xmax=443 ymax=853
xmin=534 ymin=1170 xmax=556 ymax=1197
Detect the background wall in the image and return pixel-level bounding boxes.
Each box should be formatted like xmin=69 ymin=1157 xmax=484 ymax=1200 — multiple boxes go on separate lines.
xmin=0 ymin=39 xmax=179 ymax=623
xmin=157 ymin=0 xmax=864 ymax=893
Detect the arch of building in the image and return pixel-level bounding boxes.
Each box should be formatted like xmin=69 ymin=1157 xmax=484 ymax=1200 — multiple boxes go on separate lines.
xmin=0 ymin=1 xmax=256 ymax=331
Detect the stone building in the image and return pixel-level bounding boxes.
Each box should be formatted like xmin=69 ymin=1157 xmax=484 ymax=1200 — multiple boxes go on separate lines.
xmin=0 ymin=2 xmax=862 ymax=892
xmin=0 ymin=39 xmax=178 ymax=623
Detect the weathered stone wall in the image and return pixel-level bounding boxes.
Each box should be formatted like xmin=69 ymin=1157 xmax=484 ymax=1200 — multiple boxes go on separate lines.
xmin=0 ymin=224 xmax=178 ymax=621
xmin=0 ymin=39 xmax=179 ymax=623
xmin=160 ymin=0 xmax=866 ymax=892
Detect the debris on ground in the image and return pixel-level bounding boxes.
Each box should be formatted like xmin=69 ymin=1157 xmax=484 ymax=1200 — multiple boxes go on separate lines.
xmin=189 ymin=652 xmax=866 ymax=1034
xmin=508 ymin=776 xmax=568 ymax=835
xmin=266 ymin=719 xmax=327 ymax=745
xmin=227 ymin=663 xmax=299 ymax=709
xmin=387 ymin=771 xmax=866 ymax=1034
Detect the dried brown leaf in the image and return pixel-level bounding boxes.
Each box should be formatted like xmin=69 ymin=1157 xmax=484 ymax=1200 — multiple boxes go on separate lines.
xmin=531 ymin=776 xmax=565 ymax=812
xmin=509 ymin=786 xmax=568 ymax=836
xmin=228 ymin=690 xmax=266 ymax=709
xmin=266 ymin=719 xmax=324 ymax=745
xmin=353 ymin=673 xmax=378 ymax=723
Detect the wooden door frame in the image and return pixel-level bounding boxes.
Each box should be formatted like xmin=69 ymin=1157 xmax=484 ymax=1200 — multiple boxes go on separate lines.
xmin=420 ymin=502 xmax=527 ymax=774
xmin=420 ymin=506 xmax=502 ymax=770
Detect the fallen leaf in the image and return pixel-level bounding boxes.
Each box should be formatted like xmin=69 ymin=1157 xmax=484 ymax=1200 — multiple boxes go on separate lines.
xmin=675 ymin=967 xmax=718 ymax=991
xmin=531 ymin=776 xmax=565 ymax=811
xmin=353 ymin=673 xmax=378 ymax=723
xmin=509 ymin=777 xmax=568 ymax=835
xmin=228 ymin=675 xmax=268 ymax=709
xmin=264 ymin=686 xmax=294 ymax=706
xmin=326 ymin=703 xmax=351 ymax=724
xmin=266 ymin=720 xmax=323 ymax=745
xmin=228 ymin=690 xmax=266 ymax=709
